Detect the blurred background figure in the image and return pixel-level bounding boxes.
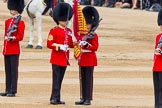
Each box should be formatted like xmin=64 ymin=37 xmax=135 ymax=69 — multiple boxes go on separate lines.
xmin=120 ymin=0 xmax=132 ymax=8
xmin=3 ymin=0 xmax=7 ymax=3
xmin=132 ymin=0 xmax=138 ymax=9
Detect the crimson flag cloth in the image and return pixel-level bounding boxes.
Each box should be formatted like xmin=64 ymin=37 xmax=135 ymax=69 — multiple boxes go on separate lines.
xmin=73 ymin=0 xmax=87 ymax=59
xmin=73 ymin=0 xmax=87 ymax=41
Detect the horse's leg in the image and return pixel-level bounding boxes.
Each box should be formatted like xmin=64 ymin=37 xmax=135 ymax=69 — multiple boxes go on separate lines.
xmin=35 ymin=12 xmax=43 ymax=49
xmin=26 ymin=17 xmax=34 ymax=48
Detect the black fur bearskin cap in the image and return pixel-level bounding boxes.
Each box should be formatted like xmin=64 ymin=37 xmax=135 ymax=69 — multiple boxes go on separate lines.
xmin=7 ymin=0 xmax=24 ymax=14
xmin=158 ymin=8 xmax=162 ymax=26
xmin=52 ymin=2 xmax=73 ymax=25
xmin=82 ymin=6 xmax=99 ymax=28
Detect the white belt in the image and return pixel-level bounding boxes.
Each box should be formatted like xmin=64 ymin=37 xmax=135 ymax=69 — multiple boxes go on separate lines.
xmin=81 ymin=49 xmax=92 ymax=52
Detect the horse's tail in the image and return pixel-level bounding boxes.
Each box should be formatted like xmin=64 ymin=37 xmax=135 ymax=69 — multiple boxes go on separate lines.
xmin=26 ymin=0 xmax=36 ymax=19
xmin=24 ymin=0 xmax=32 ymax=11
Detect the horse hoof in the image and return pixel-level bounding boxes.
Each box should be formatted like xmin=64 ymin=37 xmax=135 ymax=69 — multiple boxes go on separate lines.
xmin=26 ymin=44 xmax=33 ymax=48
xmin=35 ymin=45 xmax=43 ymax=49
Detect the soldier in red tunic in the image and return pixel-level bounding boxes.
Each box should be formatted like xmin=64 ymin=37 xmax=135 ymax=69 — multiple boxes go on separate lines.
xmin=153 ymin=8 xmax=162 ymax=108
xmin=75 ymin=6 xmax=99 ymax=105
xmin=46 ymin=3 xmax=73 ymax=105
xmin=0 ymin=0 xmax=25 ymax=97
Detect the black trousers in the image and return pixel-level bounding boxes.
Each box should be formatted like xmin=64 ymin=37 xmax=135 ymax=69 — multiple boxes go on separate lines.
xmin=50 ymin=64 xmax=66 ymax=101
xmin=153 ymin=72 xmax=162 ymax=108
xmin=4 ymin=55 xmax=19 ymax=94
xmin=79 ymin=66 xmax=94 ymax=100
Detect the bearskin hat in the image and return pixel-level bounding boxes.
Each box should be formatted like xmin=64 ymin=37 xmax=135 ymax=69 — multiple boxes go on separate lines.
xmin=158 ymin=9 xmax=162 ymax=26
xmin=82 ymin=6 xmax=99 ymax=28
xmin=52 ymin=3 xmax=73 ymax=25
xmin=7 ymin=0 xmax=24 ymax=14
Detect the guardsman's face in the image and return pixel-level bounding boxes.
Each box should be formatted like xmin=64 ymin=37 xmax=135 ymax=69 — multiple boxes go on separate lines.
xmin=86 ymin=24 xmax=92 ymax=32
xmin=160 ymin=25 xmax=162 ymax=31
xmin=10 ymin=10 xmax=18 ymax=16
xmin=58 ymin=21 xmax=67 ymax=28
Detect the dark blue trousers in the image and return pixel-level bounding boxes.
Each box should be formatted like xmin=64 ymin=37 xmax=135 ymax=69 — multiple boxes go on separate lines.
xmin=4 ymin=55 xmax=19 ymax=94
xmin=79 ymin=66 xmax=94 ymax=100
xmin=50 ymin=64 xmax=66 ymax=101
xmin=153 ymin=72 xmax=162 ymax=108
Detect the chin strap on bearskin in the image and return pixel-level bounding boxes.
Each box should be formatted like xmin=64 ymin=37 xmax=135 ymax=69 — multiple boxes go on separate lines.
xmin=82 ymin=18 xmax=102 ymax=41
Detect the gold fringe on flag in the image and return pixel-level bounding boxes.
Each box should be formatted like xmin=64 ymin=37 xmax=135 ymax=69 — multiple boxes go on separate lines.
xmin=73 ymin=0 xmax=87 ymax=59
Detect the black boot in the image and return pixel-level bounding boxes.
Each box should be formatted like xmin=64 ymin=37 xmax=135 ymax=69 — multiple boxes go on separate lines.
xmin=58 ymin=100 xmax=65 ymax=104
xmin=6 ymin=93 xmax=15 ymax=97
xmin=75 ymin=99 xmax=85 ymax=105
xmin=0 ymin=92 xmax=8 ymax=96
xmin=50 ymin=99 xmax=65 ymax=105
xmin=83 ymin=100 xmax=91 ymax=105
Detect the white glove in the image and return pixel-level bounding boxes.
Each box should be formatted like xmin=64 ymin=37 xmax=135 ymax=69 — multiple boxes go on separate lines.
xmin=79 ymin=41 xmax=88 ymax=46
xmin=60 ymin=44 xmax=68 ymax=51
xmin=155 ymin=48 xmax=162 ymax=55
xmin=8 ymin=36 xmax=16 ymax=40
xmin=5 ymin=36 xmax=15 ymax=41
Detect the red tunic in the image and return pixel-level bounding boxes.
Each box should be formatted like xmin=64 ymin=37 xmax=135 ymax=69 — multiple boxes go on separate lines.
xmin=2 ymin=17 xmax=25 ymax=55
xmin=153 ymin=33 xmax=162 ymax=71
xmin=79 ymin=33 xmax=98 ymax=66
xmin=47 ymin=27 xmax=73 ymax=66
